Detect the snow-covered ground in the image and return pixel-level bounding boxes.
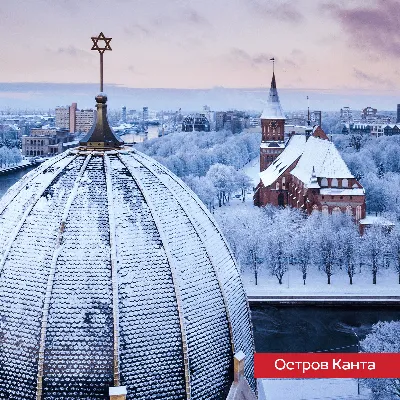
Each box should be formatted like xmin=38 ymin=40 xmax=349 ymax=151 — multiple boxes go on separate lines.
xmin=242 ymin=156 xmax=260 ymax=187
xmin=259 ymin=379 xmax=370 ymax=400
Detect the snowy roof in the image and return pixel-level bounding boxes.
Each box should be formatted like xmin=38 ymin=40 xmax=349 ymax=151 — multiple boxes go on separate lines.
xmin=0 ymin=147 xmax=255 ymax=398
xmin=291 ymin=136 xmax=354 ymax=183
xmin=259 ymin=135 xmax=306 ymax=186
xmin=260 ymin=73 xmax=285 ymax=120
xmin=320 ymin=188 xmax=364 ymax=196
xmin=260 ymin=141 xmax=285 ymax=149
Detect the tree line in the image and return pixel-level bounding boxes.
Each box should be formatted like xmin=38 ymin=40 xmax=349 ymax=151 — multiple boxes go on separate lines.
xmin=136 ymin=129 xmax=259 ymax=210
xmin=217 ymin=206 xmax=400 ymax=286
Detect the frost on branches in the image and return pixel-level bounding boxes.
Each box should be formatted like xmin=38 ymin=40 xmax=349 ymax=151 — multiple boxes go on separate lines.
xmin=361 ymin=321 xmax=400 ymax=399
xmin=217 ymin=206 xmax=400 ymax=286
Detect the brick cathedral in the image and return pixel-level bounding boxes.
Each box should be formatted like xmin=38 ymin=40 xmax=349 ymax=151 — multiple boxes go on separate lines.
xmin=254 ymin=71 xmax=366 ymax=221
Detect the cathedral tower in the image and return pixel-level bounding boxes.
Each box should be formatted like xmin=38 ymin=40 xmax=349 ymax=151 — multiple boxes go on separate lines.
xmin=260 ymin=66 xmax=286 ymax=171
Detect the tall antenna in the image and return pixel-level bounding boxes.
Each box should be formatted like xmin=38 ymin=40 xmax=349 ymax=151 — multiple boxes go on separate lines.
xmin=91 ymin=32 xmax=112 ymax=92
xmin=307 ymin=95 xmax=310 ymax=125
xmin=270 ymin=57 xmax=275 ymax=74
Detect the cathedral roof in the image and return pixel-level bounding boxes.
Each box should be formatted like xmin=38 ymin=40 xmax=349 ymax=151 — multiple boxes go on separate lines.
xmin=260 ymin=130 xmax=354 ymax=188
xmin=291 ymin=136 xmax=354 ymax=183
xmin=0 ymin=94 xmax=255 ymax=399
xmin=260 ymin=72 xmax=286 ymax=120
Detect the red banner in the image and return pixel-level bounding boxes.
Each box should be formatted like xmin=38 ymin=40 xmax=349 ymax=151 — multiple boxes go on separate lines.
xmin=254 ymin=353 xmax=400 ymax=378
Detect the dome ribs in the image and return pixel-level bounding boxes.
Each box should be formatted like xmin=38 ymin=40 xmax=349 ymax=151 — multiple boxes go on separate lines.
xmin=107 ymin=154 xmax=186 ymax=399
xmin=0 ymin=151 xmax=73 ymax=218
xmin=116 ymin=153 xmax=192 ymax=400
xmin=133 ymin=153 xmax=236 ymax=355
xmin=0 ymin=154 xmax=84 ymax=399
xmin=119 ymin=153 xmax=233 ymax=399
xmin=0 ymin=154 xmax=78 ymax=280
xmin=133 ymin=151 xmax=256 ymax=392
xmin=42 ymin=155 xmax=114 ymax=398
xmin=36 ymin=153 xmax=92 ymax=400
xmin=104 ymin=154 xmax=122 ymax=387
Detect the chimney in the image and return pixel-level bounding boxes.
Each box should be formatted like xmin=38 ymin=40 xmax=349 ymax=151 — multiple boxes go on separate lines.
xmin=234 ymin=351 xmax=246 ymax=383
xmin=109 ymin=386 xmax=127 ymax=400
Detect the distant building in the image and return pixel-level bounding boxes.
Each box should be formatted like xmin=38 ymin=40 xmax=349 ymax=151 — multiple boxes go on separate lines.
xmin=22 ymin=128 xmax=77 ymax=157
xmin=361 ymin=106 xmax=377 ymax=120
xmin=75 ymin=109 xmax=95 ymax=133
xmin=181 ymin=114 xmax=210 ymax=132
xmin=55 ymin=103 xmax=94 ymax=133
xmin=340 ymin=107 xmax=352 ymax=122
xmin=122 ymin=106 xmax=127 ymax=123
xmin=311 ymin=111 xmax=322 ymax=126
xmin=55 ymin=106 xmax=70 ymax=130
xmin=215 ymin=110 xmax=247 ymax=133
xmin=143 ymin=106 xmax=149 ymax=122
xmin=397 ymin=104 xmax=400 ymax=123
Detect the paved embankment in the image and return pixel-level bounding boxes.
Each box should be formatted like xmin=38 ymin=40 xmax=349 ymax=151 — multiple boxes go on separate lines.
xmin=248 ymin=295 xmax=400 ymax=305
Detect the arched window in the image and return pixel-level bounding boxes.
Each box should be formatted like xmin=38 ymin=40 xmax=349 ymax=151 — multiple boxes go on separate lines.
xmin=276 ymin=182 xmax=280 ymax=190
xmin=346 ymin=205 xmax=352 ymax=216
xmin=322 ymin=205 xmax=329 ymax=215
xmin=356 ymin=205 xmax=362 ymax=220
xmin=331 ymin=178 xmax=338 ymax=187
xmin=342 ymin=179 xmax=348 ymax=188
xmin=321 ymin=178 xmax=328 ymax=187
xmin=312 ymin=204 xmax=319 ymax=214
xmin=282 ymin=177 xmax=286 ymax=188
xmin=332 ymin=206 xmax=341 ymax=215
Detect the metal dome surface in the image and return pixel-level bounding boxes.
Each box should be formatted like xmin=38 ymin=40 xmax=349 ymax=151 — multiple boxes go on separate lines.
xmin=0 ymin=147 xmax=255 ymax=399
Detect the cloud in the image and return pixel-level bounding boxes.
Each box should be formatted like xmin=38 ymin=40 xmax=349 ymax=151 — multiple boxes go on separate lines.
xmin=228 ymin=48 xmax=273 ymax=68
xmin=124 ymin=23 xmax=151 ymax=37
xmin=246 ymin=0 xmax=304 ymax=22
xmin=45 ymin=46 xmax=91 ymax=59
xmin=323 ymin=0 xmax=400 ymax=57
xmin=183 ymin=9 xmax=211 ymax=26
xmin=353 ymin=68 xmax=393 ymax=86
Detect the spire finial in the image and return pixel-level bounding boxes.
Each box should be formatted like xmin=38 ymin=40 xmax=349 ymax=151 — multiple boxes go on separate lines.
xmin=79 ymin=33 xmax=123 ymax=149
xmin=91 ymin=32 xmax=112 ymax=92
xmin=307 ymin=95 xmax=311 ymax=126
xmin=270 ymin=58 xmax=276 ymax=89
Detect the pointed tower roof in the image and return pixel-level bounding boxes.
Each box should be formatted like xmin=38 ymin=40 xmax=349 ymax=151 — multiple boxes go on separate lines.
xmin=261 ymin=71 xmax=285 ymax=120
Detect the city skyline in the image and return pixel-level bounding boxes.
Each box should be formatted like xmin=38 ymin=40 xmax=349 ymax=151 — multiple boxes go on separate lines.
xmin=1 ymin=0 xmax=400 ymax=110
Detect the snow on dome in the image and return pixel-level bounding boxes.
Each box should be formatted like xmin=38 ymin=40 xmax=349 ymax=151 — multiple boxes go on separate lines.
xmin=0 ymin=147 xmax=254 ymax=399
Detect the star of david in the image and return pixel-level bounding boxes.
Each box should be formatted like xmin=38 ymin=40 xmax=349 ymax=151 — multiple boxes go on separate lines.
xmin=91 ymin=32 xmax=112 ymax=54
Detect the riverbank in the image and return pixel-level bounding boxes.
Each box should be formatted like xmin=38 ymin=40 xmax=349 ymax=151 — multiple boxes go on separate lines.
xmin=242 ymin=266 xmax=400 ymax=303
xmin=0 ymin=159 xmax=41 ymax=175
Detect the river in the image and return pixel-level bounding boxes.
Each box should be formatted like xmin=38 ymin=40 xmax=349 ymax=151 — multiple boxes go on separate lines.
xmin=251 ymin=304 xmax=399 ymax=353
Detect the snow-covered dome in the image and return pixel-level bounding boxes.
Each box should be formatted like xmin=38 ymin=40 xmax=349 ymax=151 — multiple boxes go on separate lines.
xmin=0 ymin=93 xmax=255 ymax=399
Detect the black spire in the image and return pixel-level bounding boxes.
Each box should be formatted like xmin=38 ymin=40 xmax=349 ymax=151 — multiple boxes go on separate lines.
xmin=79 ymin=93 xmax=124 ymax=149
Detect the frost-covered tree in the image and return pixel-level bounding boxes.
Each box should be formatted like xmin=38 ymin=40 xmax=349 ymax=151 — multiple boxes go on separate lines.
xmin=361 ymin=321 xmax=400 ymax=399
xmin=362 ymin=226 xmax=386 ymax=285
xmin=206 ymin=164 xmax=236 ymax=207
xmin=388 ymin=228 xmax=400 ymax=284
xmin=235 ymin=171 xmax=252 ymax=202
xmin=313 ymin=217 xmax=338 ymax=284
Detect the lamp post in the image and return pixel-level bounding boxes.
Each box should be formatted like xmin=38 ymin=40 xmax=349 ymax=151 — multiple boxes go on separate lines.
xmin=352 ymin=329 xmax=360 ymax=395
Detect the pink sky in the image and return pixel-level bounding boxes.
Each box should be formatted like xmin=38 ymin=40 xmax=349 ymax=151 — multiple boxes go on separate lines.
xmin=2 ymin=0 xmax=400 ymax=91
